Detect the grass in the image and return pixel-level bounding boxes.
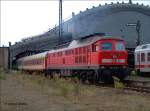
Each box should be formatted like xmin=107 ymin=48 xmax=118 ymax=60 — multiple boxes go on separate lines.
xmin=13 ymin=71 xmax=150 ymax=111
xmin=14 ymin=71 xmax=96 ymax=99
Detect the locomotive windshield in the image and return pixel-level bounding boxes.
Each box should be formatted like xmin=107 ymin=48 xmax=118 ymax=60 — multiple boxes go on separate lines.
xmin=115 ymin=42 xmax=125 ymax=51
xmin=101 ymin=42 xmax=112 ymax=50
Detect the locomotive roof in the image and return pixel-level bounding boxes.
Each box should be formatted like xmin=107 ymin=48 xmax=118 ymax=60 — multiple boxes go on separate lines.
xmin=17 ymin=36 xmax=123 ymax=61
xmin=135 ymin=44 xmax=150 ymax=52
xmin=48 ymin=36 xmax=123 ymax=53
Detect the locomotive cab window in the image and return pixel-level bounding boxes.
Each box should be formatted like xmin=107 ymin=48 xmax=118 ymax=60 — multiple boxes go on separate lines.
xmin=115 ymin=42 xmax=125 ymax=51
xmin=101 ymin=42 xmax=112 ymax=51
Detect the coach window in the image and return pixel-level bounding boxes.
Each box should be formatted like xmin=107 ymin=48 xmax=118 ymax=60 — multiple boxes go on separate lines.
xmin=141 ymin=53 xmax=145 ymax=62
xmin=142 ymin=45 xmax=148 ymax=49
xmin=137 ymin=53 xmax=140 ymax=62
xmin=148 ymin=52 xmax=150 ymax=61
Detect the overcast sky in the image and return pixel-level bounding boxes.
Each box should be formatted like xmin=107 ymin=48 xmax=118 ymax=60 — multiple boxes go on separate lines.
xmin=1 ymin=0 xmax=150 ymax=46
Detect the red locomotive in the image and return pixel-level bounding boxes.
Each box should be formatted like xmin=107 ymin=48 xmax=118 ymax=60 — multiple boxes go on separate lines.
xmin=17 ymin=34 xmax=128 ymax=83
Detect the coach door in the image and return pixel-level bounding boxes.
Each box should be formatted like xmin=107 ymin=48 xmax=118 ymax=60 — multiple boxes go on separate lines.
xmin=140 ymin=52 xmax=145 ymax=72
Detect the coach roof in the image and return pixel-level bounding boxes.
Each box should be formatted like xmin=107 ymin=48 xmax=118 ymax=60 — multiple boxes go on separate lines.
xmin=18 ymin=51 xmax=48 ymax=61
xmin=135 ymin=44 xmax=150 ymax=52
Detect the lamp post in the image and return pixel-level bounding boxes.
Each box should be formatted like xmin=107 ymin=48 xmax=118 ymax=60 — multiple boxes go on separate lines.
xmin=126 ymin=20 xmax=141 ymax=46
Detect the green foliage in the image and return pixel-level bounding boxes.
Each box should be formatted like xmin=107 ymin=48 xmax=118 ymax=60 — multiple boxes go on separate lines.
xmin=0 ymin=68 xmax=6 ymax=80
xmin=130 ymin=70 xmax=137 ymax=76
xmin=113 ymin=76 xmax=125 ymax=89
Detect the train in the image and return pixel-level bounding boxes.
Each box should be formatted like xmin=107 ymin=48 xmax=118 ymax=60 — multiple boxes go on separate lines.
xmin=135 ymin=44 xmax=150 ymax=75
xmin=17 ymin=34 xmax=129 ymax=83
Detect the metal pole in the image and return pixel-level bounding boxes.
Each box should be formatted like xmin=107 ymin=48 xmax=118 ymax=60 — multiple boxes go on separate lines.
xmin=126 ymin=20 xmax=141 ymax=46
xmin=129 ymin=0 xmax=132 ymax=4
xmin=59 ymin=0 xmax=63 ymax=45
xmin=136 ymin=20 xmax=141 ymax=46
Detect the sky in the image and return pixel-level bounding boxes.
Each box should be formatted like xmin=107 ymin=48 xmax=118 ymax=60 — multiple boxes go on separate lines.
xmin=1 ymin=0 xmax=150 ymax=46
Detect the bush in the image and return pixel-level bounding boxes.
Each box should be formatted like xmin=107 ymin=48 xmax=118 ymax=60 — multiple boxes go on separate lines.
xmin=113 ymin=76 xmax=125 ymax=89
xmin=130 ymin=70 xmax=137 ymax=76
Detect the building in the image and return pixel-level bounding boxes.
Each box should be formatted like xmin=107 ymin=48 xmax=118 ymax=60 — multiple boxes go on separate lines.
xmin=0 ymin=47 xmax=9 ymax=70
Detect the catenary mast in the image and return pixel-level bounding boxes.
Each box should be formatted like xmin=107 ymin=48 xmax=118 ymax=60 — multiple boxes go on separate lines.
xmin=59 ymin=0 xmax=63 ymax=45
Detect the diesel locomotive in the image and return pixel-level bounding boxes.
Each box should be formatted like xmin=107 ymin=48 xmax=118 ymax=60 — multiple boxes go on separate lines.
xmin=17 ymin=34 xmax=128 ymax=83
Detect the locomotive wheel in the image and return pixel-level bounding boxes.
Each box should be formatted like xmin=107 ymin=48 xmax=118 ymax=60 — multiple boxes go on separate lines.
xmin=87 ymin=71 xmax=95 ymax=84
xmin=94 ymin=70 xmax=101 ymax=84
xmin=80 ymin=72 xmax=87 ymax=83
xmin=94 ymin=73 xmax=99 ymax=84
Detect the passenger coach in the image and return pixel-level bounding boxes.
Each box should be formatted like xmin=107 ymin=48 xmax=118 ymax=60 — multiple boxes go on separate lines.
xmin=135 ymin=44 xmax=150 ymax=74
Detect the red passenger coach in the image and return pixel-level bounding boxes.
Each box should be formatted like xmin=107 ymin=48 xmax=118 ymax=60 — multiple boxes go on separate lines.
xmin=46 ymin=35 xmax=128 ymax=83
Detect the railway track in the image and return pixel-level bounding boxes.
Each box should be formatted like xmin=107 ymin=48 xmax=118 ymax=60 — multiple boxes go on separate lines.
xmin=84 ymin=80 xmax=150 ymax=93
xmin=88 ymin=82 xmax=150 ymax=95
xmin=124 ymin=86 xmax=150 ymax=94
